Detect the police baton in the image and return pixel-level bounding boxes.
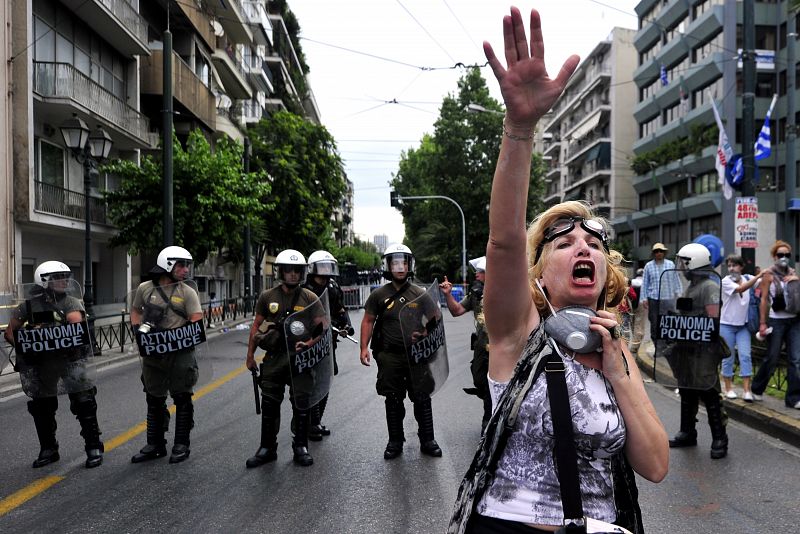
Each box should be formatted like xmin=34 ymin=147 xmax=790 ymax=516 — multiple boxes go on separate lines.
xmin=332 ymin=326 xmax=358 ymax=344
xmin=250 ymin=367 xmax=261 ymax=414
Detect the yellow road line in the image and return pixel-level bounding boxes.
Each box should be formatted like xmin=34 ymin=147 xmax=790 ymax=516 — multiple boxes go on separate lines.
xmin=1 ymin=362 xmax=253 ymax=516
xmin=0 ymin=476 xmax=64 ymax=516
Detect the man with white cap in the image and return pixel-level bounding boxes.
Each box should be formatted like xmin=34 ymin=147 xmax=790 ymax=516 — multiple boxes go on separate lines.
xmin=440 ymin=256 xmax=491 ymax=430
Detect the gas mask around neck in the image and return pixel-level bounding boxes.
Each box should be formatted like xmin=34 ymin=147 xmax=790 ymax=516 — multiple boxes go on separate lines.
xmin=535 ymin=280 xmax=603 ymax=353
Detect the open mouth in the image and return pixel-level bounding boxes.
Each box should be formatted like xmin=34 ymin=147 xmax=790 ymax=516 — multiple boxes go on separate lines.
xmin=572 ymin=261 xmax=595 ymax=283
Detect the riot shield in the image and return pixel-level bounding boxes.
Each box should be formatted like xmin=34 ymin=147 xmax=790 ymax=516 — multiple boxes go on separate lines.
xmin=8 ymin=281 xmax=96 ymax=398
xmin=126 ymin=280 xmax=210 ymax=394
xmin=284 ymin=290 xmax=333 ymax=411
xmin=400 ymin=280 xmax=449 ymax=397
xmin=652 ymin=268 xmax=722 ymax=390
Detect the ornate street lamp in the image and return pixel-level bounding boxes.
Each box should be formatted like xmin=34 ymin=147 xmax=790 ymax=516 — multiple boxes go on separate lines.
xmin=60 ymin=114 xmax=113 ymax=353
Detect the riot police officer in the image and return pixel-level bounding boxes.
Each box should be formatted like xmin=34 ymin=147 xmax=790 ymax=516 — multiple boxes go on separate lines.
xmin=245 ymin=249 xmax=320 ymax=467
xmin=129 ymin=246 xmax=203 ymax=464
xmin=4 ymin=261 xmax=104 ymax=468
xmin=303 ymin=250 xmax=353 ymax=440
xmin=667 ymin=243 xmax=729 ymax=459
xmin=360 ymin=244 xmax=443 ymax=459
xmin=440 ymin=256 xmax=490 ymax=430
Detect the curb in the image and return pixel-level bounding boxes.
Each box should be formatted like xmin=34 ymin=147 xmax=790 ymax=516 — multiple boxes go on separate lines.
xmin=634 ymin=343 xmax=800 ymax=450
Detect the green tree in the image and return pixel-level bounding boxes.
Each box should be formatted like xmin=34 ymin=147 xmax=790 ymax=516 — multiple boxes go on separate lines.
xmin=102 ymin=131 xmax=270 ymax=263
xmin=391 ymin=68 xmax=545 ymax=282
xmin=247 ymin=110 xmax=346 ymax=263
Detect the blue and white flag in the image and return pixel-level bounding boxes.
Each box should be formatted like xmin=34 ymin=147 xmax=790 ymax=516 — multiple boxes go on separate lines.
xmin=660 ymin=65 xmax=669 ymax=87
xmin=754 ymin=94 xmax=777 ymax=161
xmin=711 ymin=97 xmax=734 ymax=200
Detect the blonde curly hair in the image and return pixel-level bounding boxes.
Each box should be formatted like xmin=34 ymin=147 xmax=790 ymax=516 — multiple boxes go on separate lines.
xmin=526 ymin=201 xmax=627 ymax=318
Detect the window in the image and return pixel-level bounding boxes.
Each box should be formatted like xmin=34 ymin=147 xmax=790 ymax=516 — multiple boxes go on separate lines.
xmin=692 ymin=214 xmax=722 ymax=238
xmin=37 ymin=139 xmax=65 ymax=187
xmin=640 ymin=190 xmax=661 ymax=210
xmin=639 ymin=226 xmax=659 ymax=248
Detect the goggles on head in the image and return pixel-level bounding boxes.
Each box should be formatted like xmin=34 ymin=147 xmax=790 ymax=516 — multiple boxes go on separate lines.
xmin=534 ymin=216 xmax=609 ymax=264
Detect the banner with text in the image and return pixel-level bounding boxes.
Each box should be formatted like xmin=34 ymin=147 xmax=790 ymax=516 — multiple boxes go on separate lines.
xmin=736 ymin=196 xmax=758 ymax=249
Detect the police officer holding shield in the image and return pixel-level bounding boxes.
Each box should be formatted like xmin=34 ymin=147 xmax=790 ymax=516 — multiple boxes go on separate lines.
xmin=4 ymin=261 xmax=104 ymax=468
xmin=667 ymin=243 xmax=729 ymax=459
xmin=303 ymin=250 xmax=353 ymax=440
xmin=245 ymin=249 xmax=319 ymax=467
xmin=360 ymin=244 xmax=443 ymax=459
xmin=440 ymin=256 xmax=491 ymax=431
xmin=130 ymin=246 xmax=203 ymax=464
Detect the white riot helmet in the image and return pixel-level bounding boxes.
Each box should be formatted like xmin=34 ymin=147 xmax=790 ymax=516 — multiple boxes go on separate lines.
xmin=275 ymin=249 xmax=307 ymax=284
xmin=154 ymin=246 xmax=193 ymax=278
xmin=676 ymin=243 xmax=711 ymax=271
xmin=307 ymin=250 xmax=339 ymax=277
xmin=34 ymin=261 xmax=72 ymax=288
xmin=382 ymin=243 xmax=414 ymax=280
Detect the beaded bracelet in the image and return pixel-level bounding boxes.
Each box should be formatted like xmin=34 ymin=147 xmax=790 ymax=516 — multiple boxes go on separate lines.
xmin=502 ymin=120 xmax=535 ymax=141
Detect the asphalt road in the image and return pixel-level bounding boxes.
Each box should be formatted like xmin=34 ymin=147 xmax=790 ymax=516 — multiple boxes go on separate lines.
xmin=1 ymin=310 xmax=798 ymax=533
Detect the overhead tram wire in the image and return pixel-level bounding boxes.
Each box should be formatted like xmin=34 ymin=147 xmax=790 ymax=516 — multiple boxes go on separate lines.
xmin=395 ymin=0 xmax=456 ymax=64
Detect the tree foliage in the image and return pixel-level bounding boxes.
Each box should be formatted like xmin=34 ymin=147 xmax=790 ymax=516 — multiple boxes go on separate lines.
xmin=102 ymin=130 xmax=270 ymax=263
xmin=247 ymin=110 xmax=346 ymax=260
xmin=391 ymin=68 xmax=546 ymax=282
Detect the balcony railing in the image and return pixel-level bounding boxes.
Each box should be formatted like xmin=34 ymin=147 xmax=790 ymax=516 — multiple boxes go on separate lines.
xmin=98 ymin=0 xmax=148 ymax=46
xmin=34 ymin=180 xmax=110 ymax=225
xmin=33 ymin=62 xmax=150 ymax=146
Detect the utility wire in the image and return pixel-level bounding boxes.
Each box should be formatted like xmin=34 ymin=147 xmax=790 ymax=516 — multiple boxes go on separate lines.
xmin=395 ymin=0 xmax=456 ymax=63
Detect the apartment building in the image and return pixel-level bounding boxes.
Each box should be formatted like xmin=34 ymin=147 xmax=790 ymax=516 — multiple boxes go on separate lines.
xmin=621 ymin=0 xmax=789 ymax=267
xmin=540 ymin=28 xmax=638 ymax=222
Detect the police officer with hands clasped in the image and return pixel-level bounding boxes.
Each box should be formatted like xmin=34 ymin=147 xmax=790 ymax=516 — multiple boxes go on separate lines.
xmin=360 ymin=244 xmax=444 ymax=460
xmin=129 ymin=246 xmax=204 ymax=464
xmin=3 ymin=261 xmax=104 ymax=468
xmin=246 ymin=249 xmax=321 ymax=467
xmin=303 ymin=250 xmax=353 ymax=440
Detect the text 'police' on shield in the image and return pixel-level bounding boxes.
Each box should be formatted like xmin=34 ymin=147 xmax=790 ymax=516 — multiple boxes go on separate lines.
xmin=411 ymin=319 xmax=445 ymax=364
xmin=15 ymin=322 xmax=91 ymax=355
xmin=136 ymin=321 xmax=206 ymax=357
xmin=658 ymin=315 xmax=716 ymax=342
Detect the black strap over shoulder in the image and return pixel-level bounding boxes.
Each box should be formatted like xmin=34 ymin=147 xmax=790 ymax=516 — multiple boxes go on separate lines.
xmin=154 ymin=284 xmax=188 ymax=320
xmin=375 ymin=281 xmax=410 ymax=321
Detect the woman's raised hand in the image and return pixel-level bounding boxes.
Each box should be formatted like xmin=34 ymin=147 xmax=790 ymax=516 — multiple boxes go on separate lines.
xmin=483 ymin=7 xmax=579 ymax=131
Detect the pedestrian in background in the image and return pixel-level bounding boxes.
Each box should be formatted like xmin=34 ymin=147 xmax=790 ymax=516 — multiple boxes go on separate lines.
xmin=130 ymin=246 xmax=203 ymax=464
xmin=440 ymin=256 xmax=491 ymax=431
xmin=751 ymin=240 xmax=800 ymax=409
xmin=245 ymin=249 xmax=319 ymax=467
xmin=720 ymin=254 xmax=762 ymax=401
xmin=629 ymin=268 xmax=646 ymax=354
xmin=640 ymin=243 xmax=682 ymax=345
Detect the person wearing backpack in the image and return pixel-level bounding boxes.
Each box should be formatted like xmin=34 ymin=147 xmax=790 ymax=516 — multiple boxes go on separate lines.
xmin=751 ymin=241 xmax=800 ymax=409
xmin=720 ymin=255 xmax=763 ymax=401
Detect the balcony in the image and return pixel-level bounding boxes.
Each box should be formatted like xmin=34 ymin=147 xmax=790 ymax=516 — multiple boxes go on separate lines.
xmin=212 ymin=39 xmax=253 ymax=99
xmin=58 ymin=0 xmax=148 ymax=57
xmin=34 ymin=181 xmax=111 ymax=226
xmin=32 ymin=62 xmax=151 ymax=150
xmin=207 ymin=0 xmax=253 ymax=44
xmin=141 ymin=50 xmax=216 ymax=131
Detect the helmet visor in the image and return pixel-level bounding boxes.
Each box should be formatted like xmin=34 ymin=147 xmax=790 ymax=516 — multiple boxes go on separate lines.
xmin=386 ymin=253 xmax=411 ymax=274
xmin=311 ymin=261 xmax=339 ymax=277
xmin=169 ymin=259 xmax=194 ymax=280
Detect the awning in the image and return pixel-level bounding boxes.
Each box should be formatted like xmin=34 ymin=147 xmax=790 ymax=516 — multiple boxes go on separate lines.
xmin=570 ymin=113 xmax=602 ymax=141
xmin=586 ymin=143 xmax=611 ymax=164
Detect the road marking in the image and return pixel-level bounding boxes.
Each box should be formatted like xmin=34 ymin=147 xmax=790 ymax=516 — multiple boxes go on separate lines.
xmin=0 ymin=363 xmax=251 ymax=516
xmin=0 ymin=476 xmax=64 ymax=516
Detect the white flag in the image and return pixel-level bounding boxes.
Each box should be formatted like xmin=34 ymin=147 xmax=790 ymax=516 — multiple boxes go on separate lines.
xmin=711 ymin=98 xmax=734 ymax=200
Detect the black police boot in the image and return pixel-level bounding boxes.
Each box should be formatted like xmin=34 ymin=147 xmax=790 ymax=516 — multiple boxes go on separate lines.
xmin=69 ymin=391 xmax=104 ymax=468
xmin=669 ymin=392 xmax=699 ymax=448
xmin=384 ymin=395 xmax=406 ymax=460
xmin=169 ymin=393 xmax=194 ymax=464
xmin=706 ymin=394 xmax=729 ymax=460
xmin=414 ymin=397 xmax=442 ymax=457
xmin=309 ymin=403 xmax=323 ymax=442
xmin=28 ymin=397 xmax=60 ymax=468
xmin=292 ymin=408 xmax=314 ymax=467
xmin=246 ymin=397 xmax=280 ymax=468
xmin=317 ymin=394 xmax=331 ymax=436
xmin=131 ymin=394 xmax=168 ymax=463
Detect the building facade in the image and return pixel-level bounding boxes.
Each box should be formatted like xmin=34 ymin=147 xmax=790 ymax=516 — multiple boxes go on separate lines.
xmin=621 ymin=0 xmax=790 ymax=268
xmin=540 ymin=28 xmax=638 ymax=223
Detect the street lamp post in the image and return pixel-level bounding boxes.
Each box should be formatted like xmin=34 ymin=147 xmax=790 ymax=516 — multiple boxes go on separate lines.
xmin=60 ymin=114 xmax=113 ymax=353
xmin=393 ymin=193 xmax=468 ymax=286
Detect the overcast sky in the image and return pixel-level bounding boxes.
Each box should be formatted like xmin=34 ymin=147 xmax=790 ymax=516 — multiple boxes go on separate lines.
xmin=289 ymin=1 xmax=640 ymax=245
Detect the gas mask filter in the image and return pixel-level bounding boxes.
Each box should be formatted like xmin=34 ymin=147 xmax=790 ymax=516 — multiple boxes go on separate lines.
xmin=535 ymin=280 xmax=603 ymax=353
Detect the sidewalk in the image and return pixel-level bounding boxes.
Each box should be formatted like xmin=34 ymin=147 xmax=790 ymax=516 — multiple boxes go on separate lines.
xmin=0 ymin=317 xmax=253 ymax=399
xmin=635 ymin=339 xmax=800 ymax=449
